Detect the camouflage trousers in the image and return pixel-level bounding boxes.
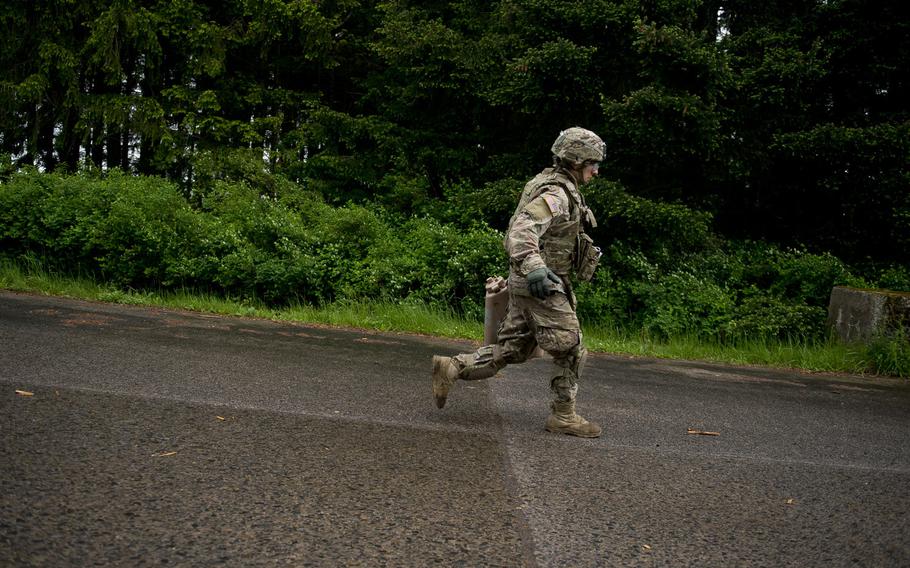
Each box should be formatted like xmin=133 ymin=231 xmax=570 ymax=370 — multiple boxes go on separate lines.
xmin=452 ymin=288 xmax=587 ymax=404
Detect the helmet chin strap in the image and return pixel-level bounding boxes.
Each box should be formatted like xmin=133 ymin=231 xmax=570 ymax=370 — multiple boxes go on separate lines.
xmin=553 ymin=160 xmax=585 ymax=186
xmin=569 ymin=167 xmax=586 ymax=186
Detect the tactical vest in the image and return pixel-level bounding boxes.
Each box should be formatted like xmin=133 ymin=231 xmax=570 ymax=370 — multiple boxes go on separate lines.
xmin=507 ymin=168 xmax=597 ymax=276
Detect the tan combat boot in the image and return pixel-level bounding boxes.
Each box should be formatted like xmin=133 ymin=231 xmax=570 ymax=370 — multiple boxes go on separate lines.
xmin=545 ymin=400 xmax=602 ymax=438
xmin=432 ymin=355 xmax=459 ymax=409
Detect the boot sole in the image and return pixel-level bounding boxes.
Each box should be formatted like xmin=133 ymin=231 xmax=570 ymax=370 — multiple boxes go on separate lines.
xmin=545 ymin=425 xmax=602 ymax=438
xmin=432 ymin=356 xmax=450 ymax=409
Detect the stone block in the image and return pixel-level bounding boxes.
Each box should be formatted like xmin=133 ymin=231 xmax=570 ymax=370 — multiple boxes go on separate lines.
xmin=827 ymin=286 xmax=910 ymax=343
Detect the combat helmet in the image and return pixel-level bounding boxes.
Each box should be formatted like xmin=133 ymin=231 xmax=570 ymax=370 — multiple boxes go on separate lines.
xmin=551 ymin=127 xmax=605 ymax=166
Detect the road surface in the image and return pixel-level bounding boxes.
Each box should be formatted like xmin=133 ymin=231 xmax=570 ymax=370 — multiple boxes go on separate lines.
xmin=2 ymin=291 xmax=909 ymax=566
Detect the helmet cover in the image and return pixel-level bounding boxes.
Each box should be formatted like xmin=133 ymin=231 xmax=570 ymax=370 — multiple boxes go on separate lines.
xmin=551 ymin=127 xmax=605 ymax=165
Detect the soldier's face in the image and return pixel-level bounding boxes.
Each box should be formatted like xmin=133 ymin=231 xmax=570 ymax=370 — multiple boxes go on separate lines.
xmin=581 ymin=162 xmax=599 ymax=184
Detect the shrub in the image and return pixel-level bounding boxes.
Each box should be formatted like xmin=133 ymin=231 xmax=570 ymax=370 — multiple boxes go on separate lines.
xmin=88 ymin=174 xmax=201 ymax=287
xmin=578 ymin=234 xmax=866 ymax=341
xmin=0 ymin=170 xmax=101 ymax=267
xmin=199 ymin=184 xmax=393 ymax=305
xmin=875 ymin=265 xmax=910 ymax=293
xmin=585 ymin=179 xmax=715 ymax=268
xmin=441 ymin=177 xmax=523 ymax=230
xmin=724 ymin=290 xmax=827 ymax=339
xmin=0 ymin=169 xmax=202 ymax=286
xmin=358 ymin=216 xmax=505 ymax=319
xmin=630 ymin=271 xmax=734 ymax=339
xmin=866 ymin=329 xmax=910 ymax=378
xmin=4 ymin=169 xmax=905 ymax=352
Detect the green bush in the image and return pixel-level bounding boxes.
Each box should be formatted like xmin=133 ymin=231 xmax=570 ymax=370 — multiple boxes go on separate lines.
xmin=875 ymin=265 xmax=910 ymax=293
xmin=199 ymin=185 xmax=400 ymax=305
xmin=866 ymin=329 xmax=910 ymax=378
xmin=576 ymin=209 xmax=869 ymax=341
xmin=0 ymin=170 xmax=511 ymax=314
xmin=585 ymin=179 xmax=715 ymax=267
xmin=632 ymin=270 xmax=734 ymax=338
xmin=441 ymin=177 xmax=523 ymax=230
xmin=0 ymin=169 xmax=98 ymax=266
xmin=724 ymin=290 xmax=827 ymax=339
xmin=731 ymin=244 xmax=858 ymax=306
xmin=357 ymin=216 xmax=505 ymax=319
xmin=0 ymin=170 xmax=202 ymax=286
xmin=3 ymin=169 xmax=907 ymax=357
xmin=88 ymin=174 xmax=201 ymax=287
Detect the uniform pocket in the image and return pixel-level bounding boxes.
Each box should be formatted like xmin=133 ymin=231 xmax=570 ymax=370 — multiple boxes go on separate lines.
xmin=575 ymin=232 xmax=602 ymax=282
xmin=536 ymin=327 xmax=580 ymax=354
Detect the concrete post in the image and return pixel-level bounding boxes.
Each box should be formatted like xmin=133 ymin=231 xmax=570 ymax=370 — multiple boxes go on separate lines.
xmin=827 ymin=286 xmax=910 ymax=343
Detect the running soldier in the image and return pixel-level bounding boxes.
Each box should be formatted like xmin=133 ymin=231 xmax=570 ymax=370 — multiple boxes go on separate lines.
xmin=431 ymin=127 xmax=605 ymax=438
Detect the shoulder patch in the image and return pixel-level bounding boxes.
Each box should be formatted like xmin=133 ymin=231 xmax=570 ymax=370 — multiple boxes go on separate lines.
xmin=523 ymin=197 xmax=554 ymax=222
xmin=542 ymin=194 xmax=560 ymax=215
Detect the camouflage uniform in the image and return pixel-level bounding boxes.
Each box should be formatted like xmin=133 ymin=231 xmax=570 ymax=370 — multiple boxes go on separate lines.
xmin=433 ymin=127 xmax=605 ymax=438
xmin=452 ymin=167 xmax=589 ymax=400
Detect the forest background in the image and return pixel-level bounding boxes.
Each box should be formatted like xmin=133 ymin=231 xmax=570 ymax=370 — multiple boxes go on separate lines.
xmin=1 ymin=0 xmax=908 ymax=373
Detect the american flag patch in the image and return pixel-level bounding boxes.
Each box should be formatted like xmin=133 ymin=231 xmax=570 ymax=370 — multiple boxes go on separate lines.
xmin=542 ymin=194 xmax=561 ymax=215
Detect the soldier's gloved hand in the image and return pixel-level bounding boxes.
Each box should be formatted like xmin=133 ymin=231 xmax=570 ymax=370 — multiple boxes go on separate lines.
xmin=527 ymin=267 xmax=561 ymax=299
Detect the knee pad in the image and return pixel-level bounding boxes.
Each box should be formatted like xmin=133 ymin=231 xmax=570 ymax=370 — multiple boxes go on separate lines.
xmin=548 ymin=335 xmax=586 ymax=389
xmin=456 ymin=344 xmax=506 ymax=381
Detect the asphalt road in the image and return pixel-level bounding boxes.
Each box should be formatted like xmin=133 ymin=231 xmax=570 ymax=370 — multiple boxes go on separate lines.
xmin=1 ymin=291 xmax=909 ymax=567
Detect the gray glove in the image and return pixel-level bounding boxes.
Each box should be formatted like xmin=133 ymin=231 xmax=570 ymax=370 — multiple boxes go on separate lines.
xmin=527 ymin=267 xmax=561 ymax=299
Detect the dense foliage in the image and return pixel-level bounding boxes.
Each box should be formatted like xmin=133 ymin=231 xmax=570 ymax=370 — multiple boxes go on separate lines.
xmin=0 ymin=170 xmax=507 ymax=317
xmin=2 ymin=0 xmax=907 ymax=266
xmin=5 ymin=169 xmax=905 ymax=343
xmin=1 ymin=1 xmax=908 ymax=354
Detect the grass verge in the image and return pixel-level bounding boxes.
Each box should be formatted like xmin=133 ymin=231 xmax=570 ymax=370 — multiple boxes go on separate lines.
xmin=0 ymin=257 xmax=482 ymax=340
xmin=0 ymin=258 xmax=901 ymax=377
xmin=584 ymin=326 xmax=868 ymax=375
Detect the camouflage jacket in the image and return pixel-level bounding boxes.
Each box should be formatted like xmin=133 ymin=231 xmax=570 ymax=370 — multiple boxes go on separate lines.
xmin=504 ymin=167 xmax=596 ymax=293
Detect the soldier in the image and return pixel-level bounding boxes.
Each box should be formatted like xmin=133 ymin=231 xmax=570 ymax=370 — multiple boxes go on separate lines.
xmin=431 ymin=127 xmax=605 ymax=438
